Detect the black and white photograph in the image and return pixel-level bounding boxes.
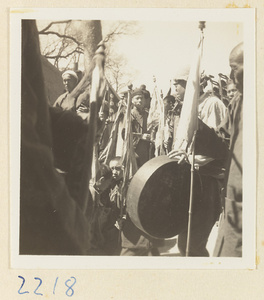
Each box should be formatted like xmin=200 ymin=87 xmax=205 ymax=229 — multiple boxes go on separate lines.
xmin=10 ymin=8 xmax=255 ymax=269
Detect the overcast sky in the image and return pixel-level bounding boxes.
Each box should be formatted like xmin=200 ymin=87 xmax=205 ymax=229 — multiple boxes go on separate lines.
xmin=38 ymin=19 xmax=243 ymax=96
xmin=109 ymin=21 xmax=243 ymax=94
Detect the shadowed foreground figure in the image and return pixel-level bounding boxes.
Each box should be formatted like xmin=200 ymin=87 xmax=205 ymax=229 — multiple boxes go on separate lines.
xmin=169 ymin=73 xmax=224 ymax=257
xmin=196 ymin=42 xmax=243 ymax=257
xmin=20 ymin=20 xmax=98 ymax=255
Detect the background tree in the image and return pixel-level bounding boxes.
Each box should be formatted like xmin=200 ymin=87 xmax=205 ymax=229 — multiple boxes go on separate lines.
xmin=105 ymin=50 xmax=138 ymax=93
xmin=38 ymin=20 xmax=83 ymax=69
xmin=37 ymin=20 xmax=140 ymax=91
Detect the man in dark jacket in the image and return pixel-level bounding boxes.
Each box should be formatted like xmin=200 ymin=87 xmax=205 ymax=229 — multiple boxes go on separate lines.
xmin=131 ymin=88 xmax=153 ymax=167
xmin=196 ymin=42 xmax=243 ymax=257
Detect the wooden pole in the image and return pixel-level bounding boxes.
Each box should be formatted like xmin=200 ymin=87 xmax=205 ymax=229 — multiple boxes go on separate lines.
xmin=79 ymin=42 xmax=106 ymax=213
xmin=186 ymin=21 xmax=205 ymax=257
xmin=186 ymin=130 xmax=197 ymax=257
xmin=118 ymin=90 xmax=132 ymax=244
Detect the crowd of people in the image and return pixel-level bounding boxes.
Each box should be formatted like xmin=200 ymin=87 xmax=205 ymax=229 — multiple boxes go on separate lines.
xmin=21 ymin=20 xmax=243 ymax=258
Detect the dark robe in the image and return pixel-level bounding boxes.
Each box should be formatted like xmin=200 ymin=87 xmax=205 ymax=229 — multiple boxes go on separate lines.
xmin=196 ymin=91 xmax=243 ymax=257
xmin=20 ymin=20 xmax=92 ymax=255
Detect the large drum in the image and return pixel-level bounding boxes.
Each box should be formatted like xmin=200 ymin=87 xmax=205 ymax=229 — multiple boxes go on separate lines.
xmin=126 ymin=155 xmax=201 ymax=239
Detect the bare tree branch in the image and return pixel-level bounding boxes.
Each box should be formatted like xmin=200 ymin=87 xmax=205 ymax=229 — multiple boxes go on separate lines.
xmin=43 ymin=38 xmax=62 ymax=56
xmin=65 ymin=54 xmax=76 ymax=70
xmin=39 ymin=20 xmax=139 ymax=88
xmin=45 ymin=47 xmax=83 ymax=59
xmin=38 ymin=20 xmax=71 ymax=34
xmin=103 ymin=21 xmax=139 ymax=43
xmin=39 ymin=30 xmax=81 ymax=45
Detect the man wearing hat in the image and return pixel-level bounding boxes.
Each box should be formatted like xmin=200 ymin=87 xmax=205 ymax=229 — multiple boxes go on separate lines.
xmin=139 ymin=84 xmax=151 ymax=110
xmin=164 ymin=72 xmax=188 ymax=151
xmin=53 ymin=70 xmax=79 ymax=109
xmin=53 ymin=70 xmax=89 ymax=119
xmin=131 ymin=88 xmax=153 ymax=167
xmin=117 ymin=88 xmax=158 ymax=256
xmin=172 ymin=70 xmax=188 ymax=103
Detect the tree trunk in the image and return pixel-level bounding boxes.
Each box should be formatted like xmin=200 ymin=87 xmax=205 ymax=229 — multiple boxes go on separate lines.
xmin=82 ymin=20 xmax=103 ymax=72
xmin=70 ymin=20 xmax=103 ymax=100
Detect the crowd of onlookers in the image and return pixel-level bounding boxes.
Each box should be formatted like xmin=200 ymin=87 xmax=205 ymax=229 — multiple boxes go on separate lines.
xmin=21 ymin=20 xmax=243 ymax=257
xmin=49 ymin=55 xmax=241 ymax=257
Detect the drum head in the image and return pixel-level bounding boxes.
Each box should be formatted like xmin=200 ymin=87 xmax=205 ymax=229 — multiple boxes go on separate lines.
xmin=126 ymin=155 xmax=201 ymax=239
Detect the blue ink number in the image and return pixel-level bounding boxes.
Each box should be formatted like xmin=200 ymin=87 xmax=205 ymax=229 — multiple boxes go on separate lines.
xmin=18 ymin=276 xmax=76 ymax=296
xmin=65 ymin=276 xmax=76 ymax=297
xmin=53 ymin=277 xmax=59 ymax=295
xmin=34 ymin=277 xmax=43 ymax=296
xmin=18 ymin=276 xmax=29 ymax=295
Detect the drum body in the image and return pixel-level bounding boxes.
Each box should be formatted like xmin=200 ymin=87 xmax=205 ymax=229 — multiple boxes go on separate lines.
xmin=126 ymin=155 xmax=201 ymax=239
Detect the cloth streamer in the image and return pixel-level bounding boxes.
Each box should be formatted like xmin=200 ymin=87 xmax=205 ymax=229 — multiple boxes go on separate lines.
xmin=173 ymin=35 xmax=204 ymax=154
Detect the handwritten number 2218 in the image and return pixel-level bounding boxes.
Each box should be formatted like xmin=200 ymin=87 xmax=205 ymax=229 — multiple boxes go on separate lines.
xmin=18 ymin=276 xmax=76 ymax=297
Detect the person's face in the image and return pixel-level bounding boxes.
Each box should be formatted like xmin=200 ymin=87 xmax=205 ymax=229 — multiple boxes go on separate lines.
xmin=109 ymin=108 xmax=115 ymax=116
xmin=174 ymin=83 xmax=185 ymax=102
xmin=132 ymin=95 xmax=145 ymax=111
xmin=163 ymin=99 xmax=169 ymax=108
xmin=62 ymin=74 xmax=77 ymax=93
xmin=109 ymin=160 xmax=123 ymax=180
xmin=226 ymin=83 xmax=237 ymax=100
xmin=229 ymin=57 xmax=243 ymax=92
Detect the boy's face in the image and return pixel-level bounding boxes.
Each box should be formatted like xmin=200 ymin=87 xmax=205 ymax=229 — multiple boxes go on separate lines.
xmin=109 ymin=160 xmax=123 ymax=180
xmin=226 ymin=83 xmax=237 ymax=100
xmin=163 ymin=99 xmax=169 ymax=108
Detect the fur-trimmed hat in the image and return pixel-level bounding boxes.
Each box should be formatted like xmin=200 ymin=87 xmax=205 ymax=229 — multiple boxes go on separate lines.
xmin=173 ymin=65 xmax=190 ymax=84
xmin=131 ymin=88 xmax=144 ymax=98
xmin=62 ymin=70 xmax=78 ymax=81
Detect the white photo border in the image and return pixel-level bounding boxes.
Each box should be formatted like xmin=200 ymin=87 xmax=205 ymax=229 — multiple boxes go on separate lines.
xmin=10 ymin=7 xmax=256 ymax=269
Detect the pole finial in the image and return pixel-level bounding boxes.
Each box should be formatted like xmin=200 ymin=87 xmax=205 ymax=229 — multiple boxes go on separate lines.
xmin=198 ymin=21 xmax=206 ymax=33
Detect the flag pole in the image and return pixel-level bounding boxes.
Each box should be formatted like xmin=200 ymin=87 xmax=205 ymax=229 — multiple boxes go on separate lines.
xmin=185 ymin=21 xmax=205 ymax=257
xmin=186 ymin=130 xmax=197 ymax=257
xmin=118 ymin=90 xmax=132 ymax=246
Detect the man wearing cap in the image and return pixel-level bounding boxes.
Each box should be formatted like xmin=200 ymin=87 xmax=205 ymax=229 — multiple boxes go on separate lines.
xmin=53 ymin=70 xmax=79 ymax=109
xmin=139 ymin=84 xmax=151 ymax=110
xmin=131 ymin=88 xmax=153 ymax=167
xmin=53 ymin=70 xmax=89 ymax=119
xmin=173 ymin=78 xmax=187 ymax=103
xmin=169 ymin=75 xmax=188 ymax=150
xmin=117 ymin=88 xmax=158 ymax=256
xmin=172 ymin=65 xmax=189 ymax=101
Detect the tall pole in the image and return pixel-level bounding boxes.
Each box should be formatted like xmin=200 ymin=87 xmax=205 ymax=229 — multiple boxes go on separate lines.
xmin=185 ymin=21 xmax=205 ymax=257
xmin=186 ymin=130 xmax=197 ymax=257
xmin=119 ymin=90 xmax=132 ymax=245
xmin=81 ymin=42 xmax=106 ymax=212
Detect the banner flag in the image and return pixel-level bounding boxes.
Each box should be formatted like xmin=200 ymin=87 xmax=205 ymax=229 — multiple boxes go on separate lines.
xmin=147 ymin=79 xmax=165 ymax=156
xmin=147 ymin=79 xmax=163 ymax=131
xmin=173 ymin=35 xmax=204 ymax=153
xmin=120 ymin=92 xmax=138 ymax=205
